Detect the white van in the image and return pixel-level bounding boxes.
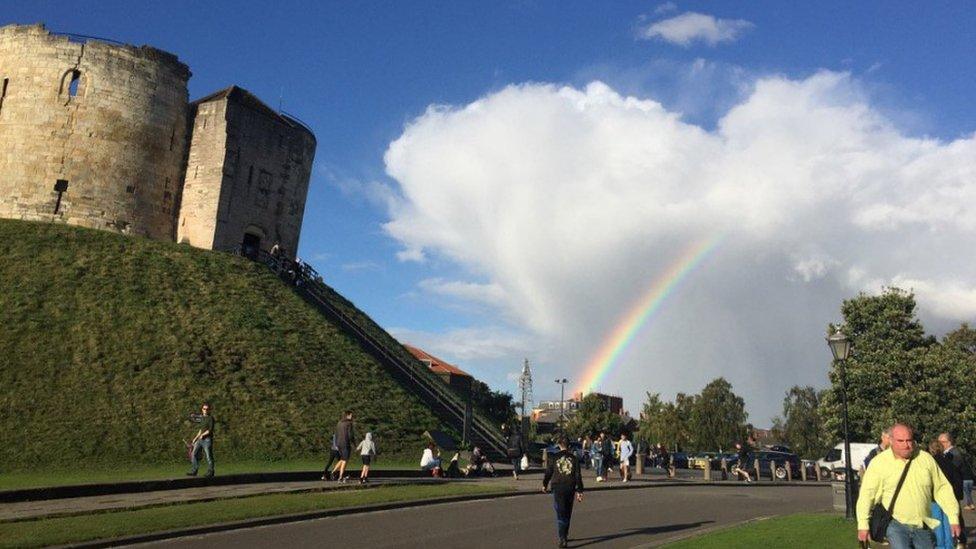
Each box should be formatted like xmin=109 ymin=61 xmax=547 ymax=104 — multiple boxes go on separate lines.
xmin=817 ymin=442 xmax=878 ymax=477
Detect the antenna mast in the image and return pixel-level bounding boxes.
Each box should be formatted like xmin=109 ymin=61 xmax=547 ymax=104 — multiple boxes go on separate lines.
xmin=518 ymin=358 xmax=533 ymax=419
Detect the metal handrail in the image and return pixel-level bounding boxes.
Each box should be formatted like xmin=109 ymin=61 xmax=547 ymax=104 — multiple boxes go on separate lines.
xmin=225 ymin=247 xmax=506 ymax=455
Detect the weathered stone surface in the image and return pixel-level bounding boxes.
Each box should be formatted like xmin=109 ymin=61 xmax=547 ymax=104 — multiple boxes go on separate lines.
xmin=0 ymin=24 xmax=190 ymax=241
xmin=0 ymin=24 xmax=315 ymax=256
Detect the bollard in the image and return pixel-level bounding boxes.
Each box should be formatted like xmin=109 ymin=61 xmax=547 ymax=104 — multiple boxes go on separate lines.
xmin=815 ymin=465 xmax=822 ymax=482
xmin=786 ymin=461 xmax=793 ymax=482
xmin=669 ymin=455 xmax=675 ymax=478
xmin=704 ymin=461 xmax=711 ymax=481
xmin=720 ymin=457 xmax=728 ymax=480
xmin=542 ymin=448 xmax=548 ymax=469
xmin=636 ymin=453 xmax=645 ymax=476
xmin=754 ymin=458 xmax=761 ymax=483
xmin=770 ymin=460 xmax=777 ymax=482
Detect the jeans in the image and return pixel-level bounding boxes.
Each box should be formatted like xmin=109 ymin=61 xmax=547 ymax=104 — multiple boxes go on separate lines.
xmin=552 ymin=487 xmax=576 ymax=540
xmin=886 ymin=519 xmax=935 ymax=549
xmin=190 ymin=438 xmax=214 ymax=476
xmin=592 ymin=456 xmax=603 ymax=476
xmin=964 ymin=480 xmax=974 ymax=507
xmin=511 ymin=457 xmax=521 ymax=474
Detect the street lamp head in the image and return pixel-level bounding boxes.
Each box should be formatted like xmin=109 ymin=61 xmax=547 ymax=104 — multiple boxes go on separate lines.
xmin=826 ymin=329 xmax=852 ymax=361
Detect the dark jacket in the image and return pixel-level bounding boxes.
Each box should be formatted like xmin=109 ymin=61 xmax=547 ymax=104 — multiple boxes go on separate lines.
xmin=544 ymin=449 xmax=584 ymax=492
xmin=946 ymin=446 xmax=973 ymax=481
xmin=335 ymin=418 xmax=356 ymax=449
xmin=935 ymin=453 xmax=964 ymax=501
xmin=506 ymin=432 xmax=523 ymax=458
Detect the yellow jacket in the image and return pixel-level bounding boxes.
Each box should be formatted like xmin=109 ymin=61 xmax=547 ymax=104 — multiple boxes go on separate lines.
xmin=856 ymin=449 xmax=959 ymax=531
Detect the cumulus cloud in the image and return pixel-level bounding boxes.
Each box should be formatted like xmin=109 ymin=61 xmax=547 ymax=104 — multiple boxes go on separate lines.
xmin=640 ymin=11 xmax=754 ymax=46
xmin=381 ymin=71 xmax=976 ymax=421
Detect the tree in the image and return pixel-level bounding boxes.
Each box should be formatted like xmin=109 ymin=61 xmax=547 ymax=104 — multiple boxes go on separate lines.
xmin=821 ymin=288 xmax=935 ymax=444
xmin=638 ymin=392 xmax=692 ymax=451
xmin=689 ymin=378 xmax=748 ymax=452
xmin=565 ymin=393 xmax=624 ymax=439
xmin=468 ymin=380 xmax=516 ymax=427
xmin=775 ymin=385 xmax=828 ymax=459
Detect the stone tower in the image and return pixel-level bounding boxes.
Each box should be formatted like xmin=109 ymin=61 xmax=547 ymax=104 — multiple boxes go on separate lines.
xmin=178 ymin=87 xmax=316 ymax=257
xmin=0 ymin=24 xmax=191 ymax=240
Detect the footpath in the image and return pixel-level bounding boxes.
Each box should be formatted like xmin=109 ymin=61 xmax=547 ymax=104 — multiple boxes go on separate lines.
xmin=0 ymin=466 xmax=827 ymax=524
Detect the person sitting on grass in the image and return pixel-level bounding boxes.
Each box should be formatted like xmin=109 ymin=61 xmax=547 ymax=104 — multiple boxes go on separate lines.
xmin=464 ymin=446 xmax=496 ymax=477
xmin=420 ymin=442 xmax=442 ymax=477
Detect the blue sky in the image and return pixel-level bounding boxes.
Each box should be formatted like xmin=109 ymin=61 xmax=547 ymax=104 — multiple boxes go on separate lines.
xmin=6 ymin=2 xmax=974 ymax=424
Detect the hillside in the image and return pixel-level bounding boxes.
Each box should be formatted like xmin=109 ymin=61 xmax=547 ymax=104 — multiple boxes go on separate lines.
xmin=0 ymin=219 xmax=447 ymax=470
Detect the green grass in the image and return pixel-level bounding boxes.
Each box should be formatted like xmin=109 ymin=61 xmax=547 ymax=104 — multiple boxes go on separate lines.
xmin=0 ymin=482 xmax=512 ymax=548
xmin=662 ymin=513 xmax=855 ymax=548
xmin=0 ymin=458 xmax=421 ymax=491
xmin=0 ymin=219 xmax=449 ymax=469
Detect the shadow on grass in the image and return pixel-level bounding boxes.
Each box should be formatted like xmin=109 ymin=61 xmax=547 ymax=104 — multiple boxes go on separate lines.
xmin=569 ymin=521 xmax=714 ymax=547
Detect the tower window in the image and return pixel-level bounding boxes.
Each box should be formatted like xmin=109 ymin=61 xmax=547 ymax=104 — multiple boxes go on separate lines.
xmin=61 ymin=70 xmax=83 ymax=98
xmin=0 ymin=78 xmax=8 ymax=114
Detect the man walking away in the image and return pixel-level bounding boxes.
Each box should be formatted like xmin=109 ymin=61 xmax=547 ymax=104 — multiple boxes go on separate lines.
xmin=504 ymin=424 xmax=524 ymax=479
xmin=857 ymin=423 xmax=960 ymax=548
xmin=187 ymin=402 xmax=215 ymax=478
xmin=321 ymin=433 xmax=340 ymax=480
xmin=543 ymin=436 xmax=584 ymax=548
xmin=939 ymin=432 xmax=968 ymax=544
xmin=331 ymin=411 xmax=356 ymax=482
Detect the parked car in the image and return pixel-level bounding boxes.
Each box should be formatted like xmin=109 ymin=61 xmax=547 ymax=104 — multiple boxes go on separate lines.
xmin=755 ymin=450 xmax=802 ymax=480
xmin=671 ymin=452 xmax=689 ymax=469
xmin=816 ymin=442 xmax=877 ymax=478
xmin=689 ymin=452 xmax=718 ymax=470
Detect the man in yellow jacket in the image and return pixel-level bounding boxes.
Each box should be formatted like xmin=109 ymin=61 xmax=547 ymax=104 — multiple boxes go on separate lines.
xmin=857 ymin=423 xmax=960 ymax=548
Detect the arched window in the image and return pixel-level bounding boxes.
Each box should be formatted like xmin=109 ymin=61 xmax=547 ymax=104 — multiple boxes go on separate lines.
xmin=0 ymin=78 xmax=8 ymax=115
xmin=60 ymin=70 xmax=83 ymax=98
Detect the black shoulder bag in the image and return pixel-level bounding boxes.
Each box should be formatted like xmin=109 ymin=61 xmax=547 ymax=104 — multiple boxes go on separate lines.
xmin=869 ymin=457 xmax=913 ymax=542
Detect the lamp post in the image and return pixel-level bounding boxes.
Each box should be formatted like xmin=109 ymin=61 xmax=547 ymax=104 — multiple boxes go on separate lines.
xmin=554 ymin=378 xmax=568 ymax=433
xmin=827 ymin=328 xmax=854 ymax=520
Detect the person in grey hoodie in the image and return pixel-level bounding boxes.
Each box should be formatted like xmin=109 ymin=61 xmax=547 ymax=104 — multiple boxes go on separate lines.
xmin=357 ymin=432 xmax=377 ymax=484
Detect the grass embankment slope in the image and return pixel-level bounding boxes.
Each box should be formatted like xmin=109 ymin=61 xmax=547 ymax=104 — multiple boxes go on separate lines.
xmin=0 ymin=219 xmax=444 ymax=471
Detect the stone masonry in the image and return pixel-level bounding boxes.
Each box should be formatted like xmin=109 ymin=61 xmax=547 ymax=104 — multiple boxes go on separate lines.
xmin=178 ymin=87 xmax=315 ymax=256
xmin=0 ymin=23 xmax=315 ymax=256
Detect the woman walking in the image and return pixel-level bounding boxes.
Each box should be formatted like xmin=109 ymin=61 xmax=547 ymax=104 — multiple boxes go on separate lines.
xmin=618 ymin=433 xmax=634 ymax=482
xmin=357 ymin=432 xmax=377 ymax=484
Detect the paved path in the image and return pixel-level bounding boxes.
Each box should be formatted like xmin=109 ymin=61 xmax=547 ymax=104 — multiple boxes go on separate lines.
xmin=138 ymin=484 xmax=832 ymax=548
xmin=0 ymin=468 xmax=736 ymax=522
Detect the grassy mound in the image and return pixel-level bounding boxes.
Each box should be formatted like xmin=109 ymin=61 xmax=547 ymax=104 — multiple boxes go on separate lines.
xmin=0 ymin=219 xmax=444 ymax=470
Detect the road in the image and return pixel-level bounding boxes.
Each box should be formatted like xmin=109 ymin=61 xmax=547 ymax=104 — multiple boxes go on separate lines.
xmin=141 ymin=484 xmax=831 ymax=548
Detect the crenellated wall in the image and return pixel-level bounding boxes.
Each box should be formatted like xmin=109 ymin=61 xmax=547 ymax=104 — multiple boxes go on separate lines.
xmin=0 ymin=24 xmax=191 ymax=240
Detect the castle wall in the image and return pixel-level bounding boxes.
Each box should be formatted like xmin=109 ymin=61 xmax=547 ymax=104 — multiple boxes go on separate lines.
xmin=0 ymin=24 xmax=190 ymax=240
xmin=179 ymin=89 xmax=316 ymax=257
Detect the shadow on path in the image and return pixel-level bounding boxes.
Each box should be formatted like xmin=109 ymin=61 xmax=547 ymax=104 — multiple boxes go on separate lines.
xmin=569 ymin=521 xmax=714 ymax=547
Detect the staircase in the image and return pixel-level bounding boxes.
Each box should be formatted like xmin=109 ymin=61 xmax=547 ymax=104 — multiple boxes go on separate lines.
xmin=245 ymin=250 xmax=508 ymax=460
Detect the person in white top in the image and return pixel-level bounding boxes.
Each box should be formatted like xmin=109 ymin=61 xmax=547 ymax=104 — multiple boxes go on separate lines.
xmin=618 ymin=433 xmax=634 ymax=482
xmin=356 ymin=432 xmax=377 ymax=485
xmin=420 ymin=442 xmax=442 ymax=476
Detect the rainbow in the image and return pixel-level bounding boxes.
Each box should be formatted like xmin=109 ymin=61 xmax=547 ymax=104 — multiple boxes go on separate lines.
xmin=576 ymin=234 xmax=725 ymax=394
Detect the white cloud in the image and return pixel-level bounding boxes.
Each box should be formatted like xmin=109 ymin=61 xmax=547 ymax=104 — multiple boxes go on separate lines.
xmin=390 ymin=326 xmax=533 ymax=362
xmin=381 ymin=71 xmax=976 ymax=421
xmin=640 ymin=11 xmax=754 ymax=47
xmin=654 ymin=2 xmax=678 ymax=15
xmin=418 ymin=278 xmax=507 ymax=305
xmin=341 ymin=261 xmax=381 ymax=272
